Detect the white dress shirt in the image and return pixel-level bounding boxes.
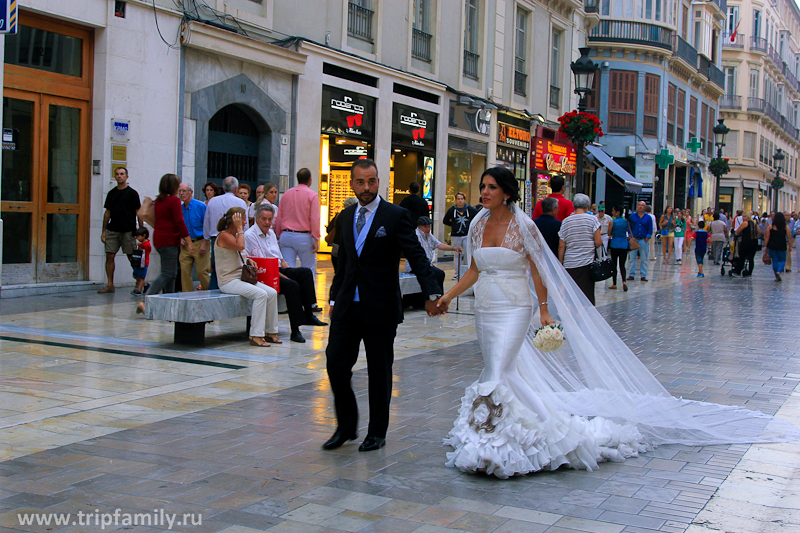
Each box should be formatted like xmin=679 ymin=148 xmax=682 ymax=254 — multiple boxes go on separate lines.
xmin=244 ymin=224 xmax=283 ymax=260
xmin=203 ymin=192 xmax=248 ymax=240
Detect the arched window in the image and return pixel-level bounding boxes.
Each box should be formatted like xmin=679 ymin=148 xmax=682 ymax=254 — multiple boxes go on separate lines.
xmin=208 ymin=105 xmax=260 ymax=193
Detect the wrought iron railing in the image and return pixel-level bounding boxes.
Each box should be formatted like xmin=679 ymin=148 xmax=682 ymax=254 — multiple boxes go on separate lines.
xmin=766 ymin=44 xmax=783 ymax=70
xmin=720 ymin=95 xmax=742 ymax=109
xmin=514 ymin=71 xmax=527 ymax=96
xmin=584 ymin=0 xmax=598 ymax=13
xmin=589 ymin=20 xmax=673 ymax=50
xmin=673 ymin=36 xmax=697 ymax=66
xmin=412 ymin=28 xmax=432 ymax=61
xmin=609 ymin=111 xmax=635 ymax=133
xmin=549 ymin=85 xmax=561 ymax=108
xmin=721 ymin=32 xmax=744 ymax=49
xmin=751 ymin=36 xmax=768 ymax=53
xmin=781 ymin=116 xmax=799 ymax=140
xmin=463 ymin=49 xmax=479 ymax=79
xmin=747 ymin=97 xmax=766 ymax=113
xmin=707 ymin=62 xmax=725 ymax=89
xmin=347 ymin=2 xmax=374 ymax=42
xmin=765 ymin=101 xmax=781 ymax=125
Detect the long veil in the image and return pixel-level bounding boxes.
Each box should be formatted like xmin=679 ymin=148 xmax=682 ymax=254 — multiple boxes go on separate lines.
xmin=464 ymin=203 xmax=800 ymax=446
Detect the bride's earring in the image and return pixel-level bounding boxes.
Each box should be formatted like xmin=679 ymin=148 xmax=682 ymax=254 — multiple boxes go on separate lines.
xmin=503 ymin=198 xmax=508 ymax=205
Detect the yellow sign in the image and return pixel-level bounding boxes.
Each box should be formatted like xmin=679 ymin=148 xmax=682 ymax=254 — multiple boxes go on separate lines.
xmin=112 ymin=145 xmax=127 ymax=161
xmin=112 ymin=162 xmax=127 ymax=177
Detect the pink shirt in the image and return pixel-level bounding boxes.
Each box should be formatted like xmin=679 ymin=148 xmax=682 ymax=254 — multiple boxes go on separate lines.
xmin=274 ymin=183 xmax=320 ymax=239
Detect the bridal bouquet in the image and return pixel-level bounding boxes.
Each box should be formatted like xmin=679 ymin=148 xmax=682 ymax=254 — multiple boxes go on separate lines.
xmin=532 ymin=324 xmax=565 ymax=353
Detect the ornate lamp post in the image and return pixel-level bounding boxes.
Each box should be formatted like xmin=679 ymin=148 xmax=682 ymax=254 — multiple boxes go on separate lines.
xmin=570 ymin=47 xmax=597 ymax=195
xmin=772 ymin=148 xmax=785 ymax=212
xmin=712 ymin=118 xmax=730 ymax=208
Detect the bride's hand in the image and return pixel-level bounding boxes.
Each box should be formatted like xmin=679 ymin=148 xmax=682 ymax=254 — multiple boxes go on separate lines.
xmin=540 ymin=310 xmax=556 ymax=327
xmin=435 ymin=295 xmax=452 ymax=315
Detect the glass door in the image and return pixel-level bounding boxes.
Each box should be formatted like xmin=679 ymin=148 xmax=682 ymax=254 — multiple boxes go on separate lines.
xmin=1 ymin=90 xmax=88 ymax=284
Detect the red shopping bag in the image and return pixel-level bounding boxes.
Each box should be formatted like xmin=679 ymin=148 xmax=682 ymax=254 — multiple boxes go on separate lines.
xmin=249 ymin=257 xmax=280 ymax=292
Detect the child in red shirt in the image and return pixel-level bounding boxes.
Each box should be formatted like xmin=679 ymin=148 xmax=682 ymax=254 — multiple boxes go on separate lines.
xmin=132 ymin=228 xmax=151 ymax=295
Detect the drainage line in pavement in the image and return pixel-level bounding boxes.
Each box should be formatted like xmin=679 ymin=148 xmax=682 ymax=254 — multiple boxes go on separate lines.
xmin=0 ymin=336 xmax=246 ymax=370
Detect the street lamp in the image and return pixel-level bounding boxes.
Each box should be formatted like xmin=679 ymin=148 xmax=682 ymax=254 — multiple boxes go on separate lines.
xmin=772 ymin=148 xmax=785 ymax=212
xmin=712 ymin=118 xmax=730 ymax=159
xmin=570 ymin=47 xmax=597 ymax=195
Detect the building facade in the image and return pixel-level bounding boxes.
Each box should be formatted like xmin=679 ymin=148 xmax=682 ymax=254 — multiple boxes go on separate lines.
xmin=586 ymin=0 xmax=726 ymax=215
xmin=719 ymin=0 xmax=800 ymax=214
xmin=0 ymin=0 xmax=594 ymax=291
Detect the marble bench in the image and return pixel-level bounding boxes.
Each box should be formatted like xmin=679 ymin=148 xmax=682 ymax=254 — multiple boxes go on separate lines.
xmin=398 ymin=273 xmax=422 ymax=296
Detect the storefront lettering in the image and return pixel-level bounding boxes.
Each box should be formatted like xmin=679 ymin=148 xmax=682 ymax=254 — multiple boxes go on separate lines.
xmin=498 ymin=123 xmax=531 ymax=149
xmin=400 ymin=112 xmax=427 ymax=128
xmin=343 ymin=146 xmax=369 ymax=156
xmin=331 ymin=96 xmax=364 ymax=115
xmin=544 ymin=154 xmax=575 ymax=174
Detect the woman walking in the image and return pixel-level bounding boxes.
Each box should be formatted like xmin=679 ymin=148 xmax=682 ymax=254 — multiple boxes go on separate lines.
xmin=764 ymin=212 xmax=794 ymax=282
xmin=683 ymin=209 xmax=695 ymax=255
xmin=659 ymin=206 xmax=676 ymax=264
xmin=608 ymin=205 xmax=629 ymax=291
xmin=732 ymin=212 xmax=760 ymax=277
xmin=558 ymin=193 xmax=602 ymax=305
xmin=137 ymin=174 xmax=193 ymax=314
xmin=673 ymin=211 xmax=685 ymax=264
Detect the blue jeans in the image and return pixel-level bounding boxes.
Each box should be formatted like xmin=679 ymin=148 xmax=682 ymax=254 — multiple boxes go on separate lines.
xmin=768 ymin=249 xmax=787 ymax=274
xmin=628 ymin=238 xmax=649 ymax=278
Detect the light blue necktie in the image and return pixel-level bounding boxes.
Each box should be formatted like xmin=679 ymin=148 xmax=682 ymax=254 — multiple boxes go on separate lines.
xmin=356 ymin=206 xmax=368 ymax=235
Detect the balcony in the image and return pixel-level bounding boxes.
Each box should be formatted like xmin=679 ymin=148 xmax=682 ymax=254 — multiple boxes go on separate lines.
xmin=720 ymin=95 xmax=742 ymax=109
xmin=766 ymin=44 xmax=783 ymax=70
xmin=783 ymin=64 xmax=798 ymax=91
xmin=412 ymin=28 xmax=432 ymax=62
xmin=347 ymin=2 xmax=373 ymax=42
xmin=747 ymin=97 xmax=766 ymax=113
xmin=781 ymin=116 xmax=799 ymax=140
xmin=707 ymin=0 xmax=727 ymax=15
xmin=463 ymin=49 xmax=479 ymax=80
xmin=765 ymin=101 xmax=782 ymax=125
xmin=673 ymin=36 xmax=697 ymax=67
xmin=514 ymin=71 xmax=527 ymax=97
xmin=707 ymin=63 xmax=725 ymax=89
xmin=721 ymin=32 xmax=744 ymax=49
xmin=549 ymin=85 xmax=561 ymax=108
xmin=589 ymin=20 xmax=673 ymax=51
xmin=751 ymin=36 xmax=768 ymax=53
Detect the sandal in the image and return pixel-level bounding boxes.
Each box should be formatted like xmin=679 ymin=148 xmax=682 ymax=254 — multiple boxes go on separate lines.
xmin=98 ymin=285 xmax=115 ymax=294
xmin=264 ymin=334 xmax=282 ymax=344
xmin=135 ymin=302 xmax=145 ymax=315
xmin=249 ymin=336 xmax=271 ymax=347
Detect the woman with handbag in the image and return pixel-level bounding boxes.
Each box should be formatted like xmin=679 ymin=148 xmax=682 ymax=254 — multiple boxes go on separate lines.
xmin=136 ymin=174 xmax=193 ymax=314
xmin=608 ymin=206 xmax=630 ymax=292
xmin=732 ymin=212 xmax=760 ymax=277
xmin=659 ymin=206 xmax=676 ymax=264
xmin=215 ymin=207 xmax=280 ymax=347
xmin=558 ymin=194 xmax=602 ymax=305
xmin=763 ymin=212 xmax=793 ymax=282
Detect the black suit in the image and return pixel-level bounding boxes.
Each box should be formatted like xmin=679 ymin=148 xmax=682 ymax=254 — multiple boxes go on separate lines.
xmin=326 ymin=198 xmax=441 ymax=439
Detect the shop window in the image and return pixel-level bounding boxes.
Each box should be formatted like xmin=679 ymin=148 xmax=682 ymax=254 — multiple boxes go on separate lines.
xmin=115 ymin=1 xmax=126 ymax=18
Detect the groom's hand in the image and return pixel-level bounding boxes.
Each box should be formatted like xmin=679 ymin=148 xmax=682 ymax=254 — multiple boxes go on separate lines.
xmin=425 ymin=300 xmax=442 ymax=317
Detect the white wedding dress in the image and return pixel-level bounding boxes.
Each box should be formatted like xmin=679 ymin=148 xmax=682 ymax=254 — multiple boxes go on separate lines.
xmin=444 ymin=207 xmax=800 ymax=479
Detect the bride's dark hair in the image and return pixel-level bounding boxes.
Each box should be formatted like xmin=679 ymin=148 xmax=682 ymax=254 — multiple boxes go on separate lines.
xmin=480 ymin=167 xmax=521 ymax=204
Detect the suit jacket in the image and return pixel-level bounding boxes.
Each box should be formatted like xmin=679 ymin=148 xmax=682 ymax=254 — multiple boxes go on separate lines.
xmin=329 ymin=199 xmax=441 ymax=326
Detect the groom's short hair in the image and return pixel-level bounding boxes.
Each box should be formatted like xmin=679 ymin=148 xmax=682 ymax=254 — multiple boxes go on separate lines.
xmin=351 ymin=159 xmax=378 ymax=178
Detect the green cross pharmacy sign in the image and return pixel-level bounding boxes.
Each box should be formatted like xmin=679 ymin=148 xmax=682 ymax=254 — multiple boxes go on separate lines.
xmin=655 ymin=149 xmax=674 ymax=170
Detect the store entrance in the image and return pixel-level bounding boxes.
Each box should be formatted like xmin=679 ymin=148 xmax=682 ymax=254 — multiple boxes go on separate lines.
xmin=390 ymin=149 xmax=434 ymax=212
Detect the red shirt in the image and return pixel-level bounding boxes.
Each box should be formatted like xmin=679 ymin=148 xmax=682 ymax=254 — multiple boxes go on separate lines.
xmin=531 ymin=193 xmax=575 ymax=221
xmin=138 ymin=240 xmax=152 ymax=266
xmin=152 ymin=195 xmax=190 ymax=248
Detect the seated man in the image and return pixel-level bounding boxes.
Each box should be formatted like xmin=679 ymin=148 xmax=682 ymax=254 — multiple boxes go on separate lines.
xmin=245 ymin=203 xmax=326 ymax=343
xmin=405 ymin=216 xmax=462 ymax=292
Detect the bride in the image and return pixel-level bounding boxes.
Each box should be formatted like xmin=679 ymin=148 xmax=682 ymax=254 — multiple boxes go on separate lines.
xmin=434 ymin=167 xmax=799 ymax=479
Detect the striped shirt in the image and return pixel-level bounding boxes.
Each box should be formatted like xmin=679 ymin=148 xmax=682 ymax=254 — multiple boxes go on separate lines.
xmin=559 ymin=213 xmax=600 ymax=269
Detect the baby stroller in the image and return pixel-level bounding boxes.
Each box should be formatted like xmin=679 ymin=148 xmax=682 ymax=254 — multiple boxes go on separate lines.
xmin=720 ymin=241 xmax=735 ymax=276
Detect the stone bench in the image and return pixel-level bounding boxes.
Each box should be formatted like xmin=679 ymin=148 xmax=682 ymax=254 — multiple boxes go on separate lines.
xmin=144 ymin=290 xmax=286 ymax=346
xmin=399 ymin=273 xmax=421 ymax=296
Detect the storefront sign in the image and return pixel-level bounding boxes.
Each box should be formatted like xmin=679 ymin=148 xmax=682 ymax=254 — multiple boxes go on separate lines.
xmin=448 ymin=100 xmax=491 ymax=136
xmin=392 ymin=104 xmax=437 ymax=151
xmin=321 ymin=86 xmax=375 ymax=141
xmin=498 ymin=123 xmax=531 ymax=150
xmin=0 ymin=0 xmax=17 ymax=35
xmin=532 ymin=139 xmax=576 ymax=175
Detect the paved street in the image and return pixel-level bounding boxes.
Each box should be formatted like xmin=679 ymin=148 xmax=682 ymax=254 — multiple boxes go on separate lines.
xmin=0 ymin=257 xmax=799 ymax=533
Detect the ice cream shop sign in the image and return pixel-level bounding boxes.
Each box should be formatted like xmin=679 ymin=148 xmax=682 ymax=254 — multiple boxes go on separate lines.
xmin=532 ymin=138 xmax=576 ymax=176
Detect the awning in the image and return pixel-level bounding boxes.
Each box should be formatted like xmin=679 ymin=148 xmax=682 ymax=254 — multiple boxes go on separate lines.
xmin=585 ymin=145 xmax=643 ymax=192
xmin=742 ymin=180 xmax=759 ymax=189
xmin=719 ymin=179 xmax=740 ymax=187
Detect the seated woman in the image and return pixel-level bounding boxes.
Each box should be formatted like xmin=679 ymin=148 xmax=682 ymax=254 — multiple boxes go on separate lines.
xmin=215 ymin=207 xmax=281 ymax=347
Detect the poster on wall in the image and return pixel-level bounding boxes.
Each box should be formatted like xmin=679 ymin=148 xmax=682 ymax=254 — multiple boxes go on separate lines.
xmin=423 ymin=157 xmax=434 ymax=199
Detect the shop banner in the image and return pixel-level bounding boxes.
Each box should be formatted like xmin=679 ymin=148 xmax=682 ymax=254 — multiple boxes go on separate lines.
xmin=532 ymin=138 xmax=576 ymax=175
xmin=392 ymin=104 xmax=437 ymax=151
xmin=321 ymin=86 xmax=375 ymax=141
xmin=498 ymin=123 xmax=531 ymax=150
xmin=448 ymin=99 xmax=491 ymax=136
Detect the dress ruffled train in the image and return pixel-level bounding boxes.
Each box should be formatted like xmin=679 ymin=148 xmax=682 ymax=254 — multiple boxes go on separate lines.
xmin=444 ymin=380 xmax=649 ymax=479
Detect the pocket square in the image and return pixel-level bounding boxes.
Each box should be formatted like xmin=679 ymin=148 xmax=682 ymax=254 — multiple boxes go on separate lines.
xmin=375 ymin=226 xmax=387 ymax=238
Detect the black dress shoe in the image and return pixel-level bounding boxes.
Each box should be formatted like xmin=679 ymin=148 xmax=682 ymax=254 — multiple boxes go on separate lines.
xmin=358 ymin=436 xmax=386 ymax=452
xmin=305 ymin=316 xmax=328 ymax=326
xmin=290 ymin=331 xmax=306 ymax=343
xmin=322 ymin=430 xmax=357 ymax=450
xmin=311 ymin=305 xmax=323 ymax=313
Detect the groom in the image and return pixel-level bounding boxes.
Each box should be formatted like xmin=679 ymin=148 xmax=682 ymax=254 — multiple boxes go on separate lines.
xmin=324 ymin=159 xmax=443 ymax=452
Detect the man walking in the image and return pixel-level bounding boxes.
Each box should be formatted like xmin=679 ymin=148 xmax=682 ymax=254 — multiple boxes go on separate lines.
xmin=99 ymin=167 xmax=142 ymax=293
xmin=203 ymin=176 xmax=248 ymax=290
xmin=178 ymin=183 xmax=210 ymax=291
xmin=531 ymin=176 xmax=574 ymax=221
xmin=627 ymin=201 xmax=653 ymax=281
xmin=533 ymin=197 xmax=562 ymax=256
xmin=245 ymin=203 xmax=327 ymax=343
xmin=274 ymin=168 xmax=321 ymax=278
xmin=323 ymin=159 xmax=442 ymax=453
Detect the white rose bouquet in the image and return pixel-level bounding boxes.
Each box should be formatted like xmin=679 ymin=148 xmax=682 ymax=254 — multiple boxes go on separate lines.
xmin=532 ymin=323 xmax=565 ymax=353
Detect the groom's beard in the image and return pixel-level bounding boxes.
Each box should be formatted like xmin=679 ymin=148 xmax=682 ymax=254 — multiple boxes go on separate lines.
xmin=357 ymin=191 xmax=375 ymax=204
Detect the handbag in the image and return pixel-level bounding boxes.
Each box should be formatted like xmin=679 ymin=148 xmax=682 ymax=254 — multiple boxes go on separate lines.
xmin=239 ymin=252 xmax=258 ymax=285
xmin=762 ymin=252 xmax=772 ymax=265
xmin=136 ymin=196 xmax=155 ymax=227
xmin=626 ymin=222 xmax=640 ymax=251
xmin=590 ymin=246 xmax=614 ymax=282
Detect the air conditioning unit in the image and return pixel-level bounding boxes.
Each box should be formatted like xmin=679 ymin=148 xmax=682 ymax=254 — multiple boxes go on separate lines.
xmin=626 ymin=146 xmax=636 ymax=158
